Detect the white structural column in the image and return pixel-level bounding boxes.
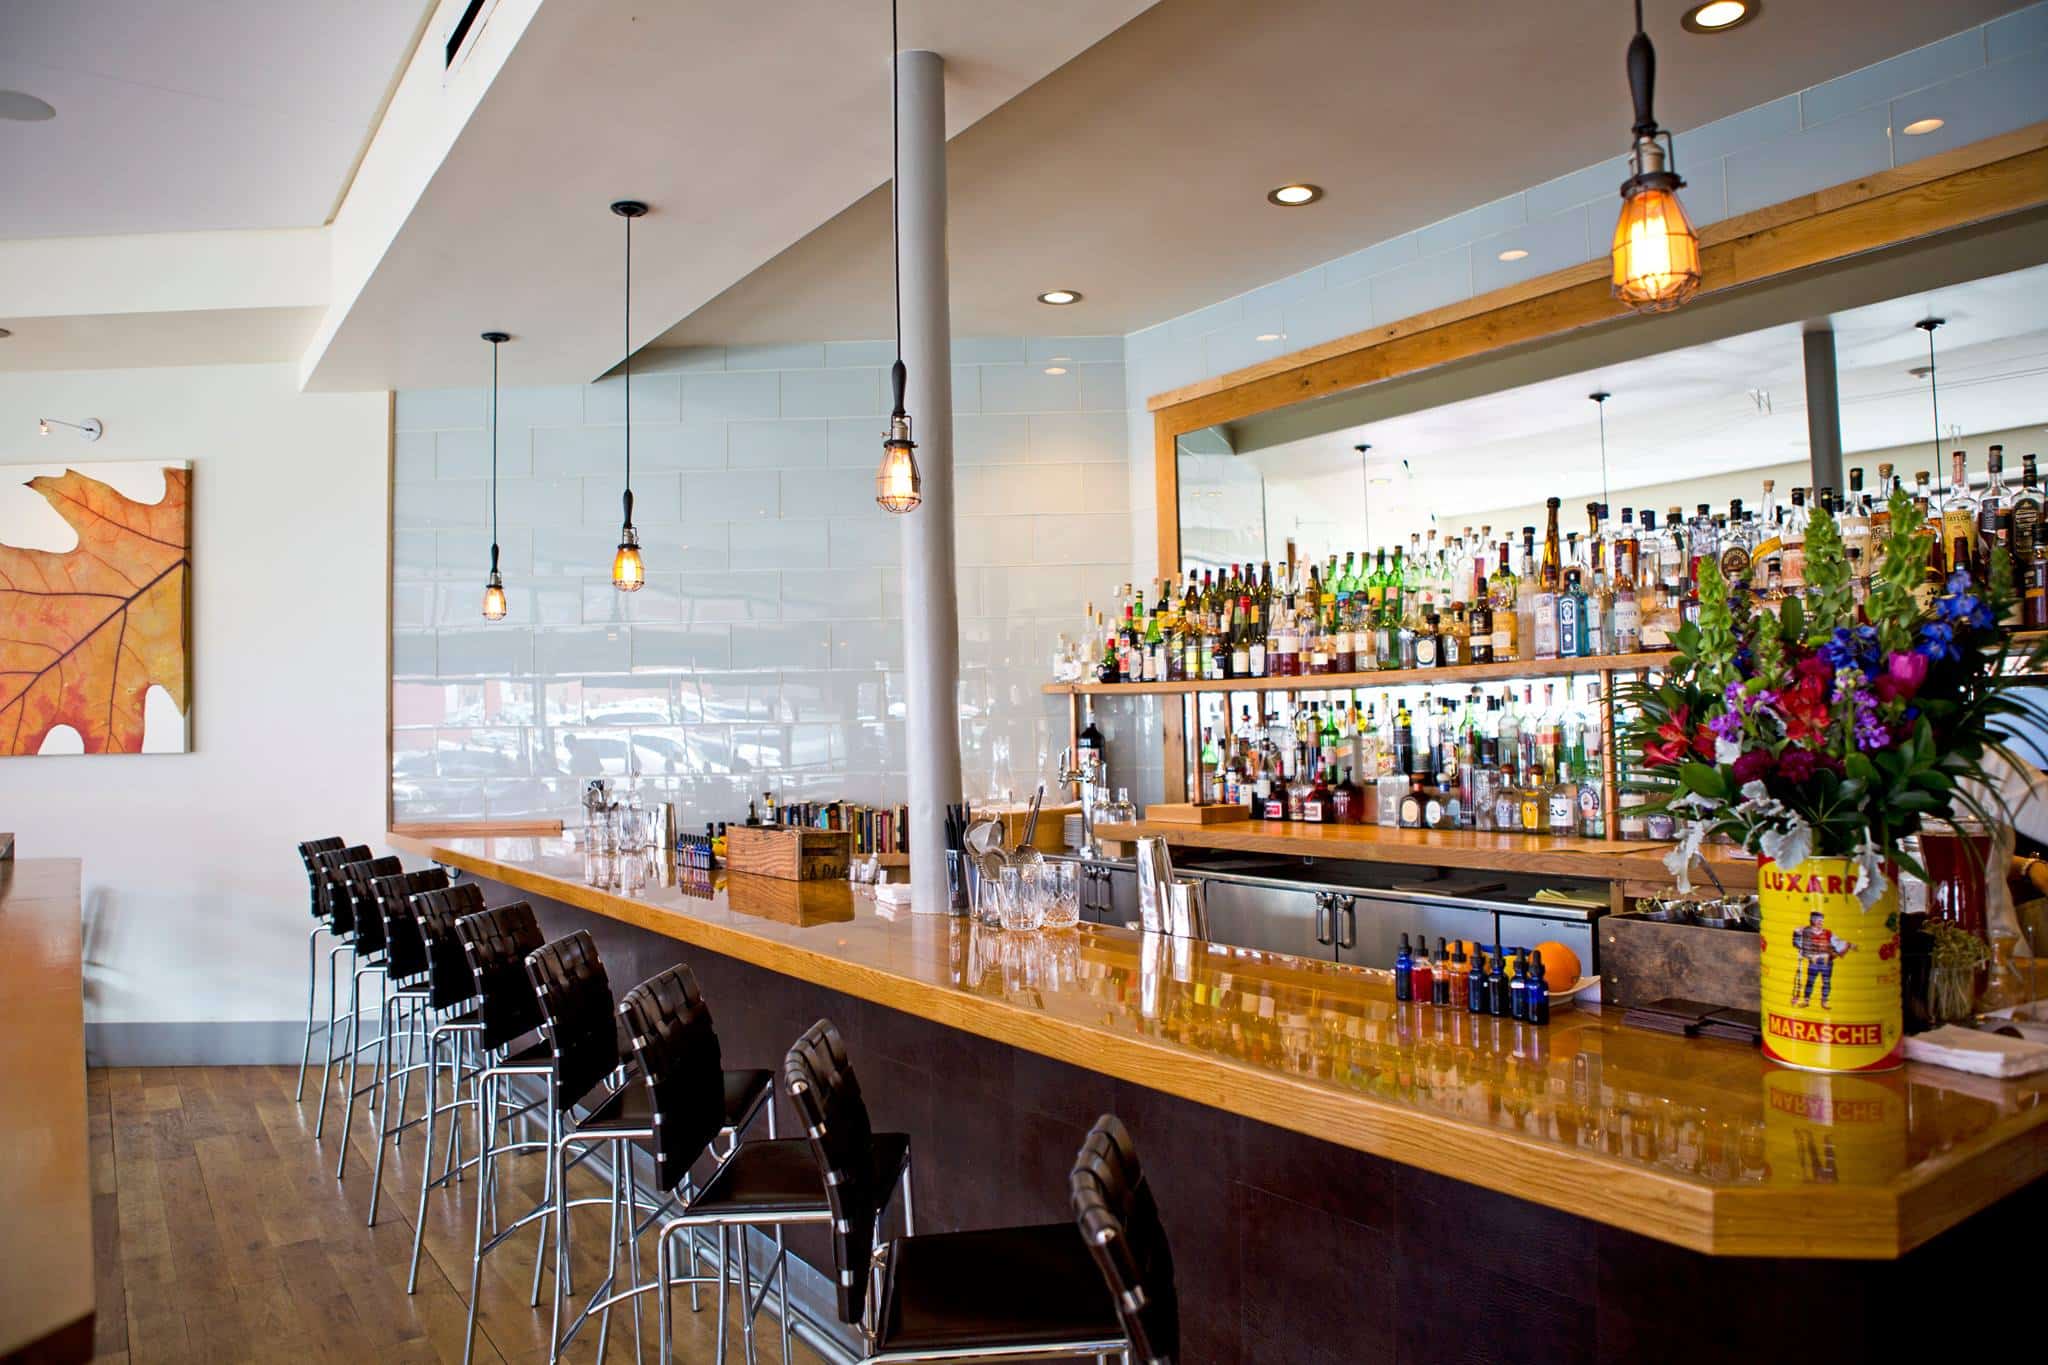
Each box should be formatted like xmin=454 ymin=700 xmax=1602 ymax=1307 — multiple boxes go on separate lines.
xmin=896 ymin=48 xmax=963 ymax=907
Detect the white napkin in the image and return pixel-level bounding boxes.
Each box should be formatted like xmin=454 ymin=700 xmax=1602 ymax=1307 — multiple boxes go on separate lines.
xmin=1903 ymin=1025 xmax=2048 ymax=1078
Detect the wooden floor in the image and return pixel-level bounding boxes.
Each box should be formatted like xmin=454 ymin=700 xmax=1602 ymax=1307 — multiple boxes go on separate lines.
xmin=89 ymin=1065 xmax=820 ymax=1365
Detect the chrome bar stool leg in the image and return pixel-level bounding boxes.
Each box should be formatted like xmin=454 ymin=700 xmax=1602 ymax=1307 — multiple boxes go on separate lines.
xmin=295 ymin=923 xmax=326 ymax=1101
xmin=368 ymin=987 xmax=402 ymax=1219
xmin=314 ymin=943 xmax=348 ymax=1138
xmin=463 ymin=1069 xmax=493 ymax=1365
xmin=335 ymin=962 xmax=367 ymax=1178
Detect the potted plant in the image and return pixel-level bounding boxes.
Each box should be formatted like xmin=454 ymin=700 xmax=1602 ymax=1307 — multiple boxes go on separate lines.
xmin=1623 ymin=490 xmax=2043 ymax=1070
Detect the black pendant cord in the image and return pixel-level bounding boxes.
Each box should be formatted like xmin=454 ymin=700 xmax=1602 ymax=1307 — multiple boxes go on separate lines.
xmin=623 ymin=209 xmax=634 ymax=526
xmin=1921 ymin=320 xmax=1943 ymax=497
xmin=1628 ymin=0 xmax=1657 ymax=140
xmin=1592 ymin=391 xmax=1612 ymax=515
xmin=490 ymin=337 xmax=500 ymax=569
xmin=888 ymin=0 xmax=906 ymax=416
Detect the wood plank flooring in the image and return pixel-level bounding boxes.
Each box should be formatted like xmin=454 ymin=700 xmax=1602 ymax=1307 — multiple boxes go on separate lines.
xmin=89 ymin=1065 xmax=818 ymax=1365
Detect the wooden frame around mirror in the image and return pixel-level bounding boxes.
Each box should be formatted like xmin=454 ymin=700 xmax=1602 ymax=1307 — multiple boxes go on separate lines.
xmin=1143 ymin=120 xmax=2048 ymax=793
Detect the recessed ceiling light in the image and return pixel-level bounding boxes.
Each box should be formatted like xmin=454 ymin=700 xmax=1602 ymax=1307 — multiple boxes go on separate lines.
xmin=1043 ymin=366 xmax=1068 ymax=375
xmin=1266 ymin=183 xmax=1323 ymax=207
xmin=1036 ymin=289 xmax=1082 ymax=306
xmin=1901 ymin=117 xmax=1945 ymax=136
xmin=1681 ymin=1 xmax=1756 ymax=34
xmin=1255 ymin=332 xmax=1283 ymax=342
xmin=0 ymin=89 xmax=57 ymax=121
xmin=1497 ymin=248 xmax=1530 ymax=262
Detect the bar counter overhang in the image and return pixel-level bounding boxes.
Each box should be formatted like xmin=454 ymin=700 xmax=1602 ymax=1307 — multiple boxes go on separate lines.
xmin=396 ymin=833 xmax=2048 ymax=1360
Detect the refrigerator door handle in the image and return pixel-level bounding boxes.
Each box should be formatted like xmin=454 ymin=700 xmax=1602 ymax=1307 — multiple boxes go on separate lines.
xmin=1313 ymin=893 xmax=1332 ymax=946
xmin=1337 ymin=897 xmax=1358 ymax=950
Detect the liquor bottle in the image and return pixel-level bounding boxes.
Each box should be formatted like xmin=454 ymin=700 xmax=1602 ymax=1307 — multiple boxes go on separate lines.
xmin=1320 ymin=704 xmax=1341 ymax=776
xmin=1391 ymin=696 xmax=1414 ymax=776
xmin=1443 ymin=605 xmax=1466 ymax=666
xmin=1546 ymin=751 xmax=1577 ymax=837
xmin=1301 ymin=765 xmax=1333 ymax=823
xmin=1331 ymin=765 xmax=1365 ymax=823
xmin=1201 ymin=728 xmax=1223 ymax=804
xmin=1533 ymin=499 xmax=1562 ymax=659
xmin=1394 ymin=933 xmax=1413 ymax=1002
xmin=1469 ymin=590 xmax=1495 ymax=664
xmin=1416 ymin=611 xmax=1441 ymax=668
xmin=1841 ymin=467 xmax=1871 ymax=570
xmin=2017 ymin=454 xmax=2047 ymax=628
xmin=1557 ymin=568 xmax=1587 ymax=658
xmin=1870 ymin=463 xmax=1896 ymax=549
xmin=1980 ymin=445 xmax=2015 ymax=583
xmin=1078 ymin=705 xmax=1106 ymax=777
xmin=1489 ymin=541 xmax=1519 ymax=661
xmin=1942 ymin=449 xmax=1979 ymax=574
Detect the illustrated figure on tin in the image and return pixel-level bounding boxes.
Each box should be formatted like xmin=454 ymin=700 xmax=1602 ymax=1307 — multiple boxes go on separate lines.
xmin=1790 ymin=910 xmax=1856 ymax=1009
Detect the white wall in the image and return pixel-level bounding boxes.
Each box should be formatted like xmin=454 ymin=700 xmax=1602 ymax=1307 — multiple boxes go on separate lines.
xmin=0 ymin=364 xmax=388 ymax=1059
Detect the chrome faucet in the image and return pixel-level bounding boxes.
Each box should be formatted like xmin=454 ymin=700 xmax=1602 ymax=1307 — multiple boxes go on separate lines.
xmin=1054 ymin=744 xmax=1104 ymax=858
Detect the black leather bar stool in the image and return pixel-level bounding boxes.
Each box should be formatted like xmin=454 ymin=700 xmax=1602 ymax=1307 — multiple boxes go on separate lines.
xmin=309 ymin=844 xmax=375 ymax=1141
xmin=333 ymin=853 xmax=402 ymax=1179
xmin=294 ymin=836 xmax=347 ymax=1102
xmin=784 ymin=1020 xmax=1128 ymax=1364
xmin=403 ymin=879 xmax=492 ymax=1291
xmin=362 ymin=866 xmax=454 ymax=1219
xmin=453 ymin=900 xmax=559 ymax=1365
xmin=525 ymin=934 xmax=776 ymax=1364
xmin=1070 ymin=1115 xmax=1179 ymax=1365
xmin=612 ymin=964 xmax=836 ymax=1365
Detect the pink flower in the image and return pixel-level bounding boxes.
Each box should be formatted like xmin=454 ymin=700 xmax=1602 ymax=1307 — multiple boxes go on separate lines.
xmin=1875 ymin=650 xmax=1928 ymax=704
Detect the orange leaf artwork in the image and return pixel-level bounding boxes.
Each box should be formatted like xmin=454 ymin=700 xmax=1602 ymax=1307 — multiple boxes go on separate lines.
xmin=1 ymin=464 xmax=190 ymax=755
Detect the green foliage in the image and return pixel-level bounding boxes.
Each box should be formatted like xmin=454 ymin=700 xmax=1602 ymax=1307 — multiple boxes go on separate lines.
xmin=1868 ymin=487 xmax=1925 ymax=654
xmin=1692 ymin=555 xmax=1739 ymax=696
xmin=1801 ymin=504 xmax=1855 ymax=646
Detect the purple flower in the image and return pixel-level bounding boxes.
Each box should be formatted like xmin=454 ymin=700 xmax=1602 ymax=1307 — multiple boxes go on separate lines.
xmin=1916 ymin=622 xmax=1959 ymax=663
xmin=1852 ymin=690 xmax=1892 ymax=751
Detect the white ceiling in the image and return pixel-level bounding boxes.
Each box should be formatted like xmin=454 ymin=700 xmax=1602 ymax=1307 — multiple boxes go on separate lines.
xmin=1244 ymin=261 xmax=2048 ymax=520
xmin=0 ymin=0 xmax=431 ymax=237
xmin=299 ymin=0 xmax=1157 ymax=391
xmin=660 ymin=0 xmax=2032 ymax=347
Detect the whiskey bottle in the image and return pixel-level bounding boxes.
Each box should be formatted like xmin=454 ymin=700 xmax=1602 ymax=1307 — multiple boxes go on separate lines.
xmin=1941 ymin=449 xmax=1979 ymax=574
xmin=1533 ymin=499 xmax=1563 ymax=660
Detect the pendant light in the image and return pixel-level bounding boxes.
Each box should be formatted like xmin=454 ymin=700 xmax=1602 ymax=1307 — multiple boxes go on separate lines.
xmin=875 ymin=0 xmax=921 ymax=513
xmin=1610 ymin=0 xmax=1702 ymax=314
xmin=481 ymin=330 xmax=511 ymax=620
xmin=610 ymin=199 xmax=649 ymax=590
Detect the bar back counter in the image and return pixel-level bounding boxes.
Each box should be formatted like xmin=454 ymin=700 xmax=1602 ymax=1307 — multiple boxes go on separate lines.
xmin=397 ymin=834 xmax=2047 ymax=1364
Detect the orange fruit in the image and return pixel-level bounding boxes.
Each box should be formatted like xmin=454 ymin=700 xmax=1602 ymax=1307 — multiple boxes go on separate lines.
xmin=1534 ymin=941 xmax=1582 ymax=994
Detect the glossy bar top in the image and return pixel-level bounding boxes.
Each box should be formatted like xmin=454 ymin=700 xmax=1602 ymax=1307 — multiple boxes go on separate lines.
xmin=395 ymin=834 xmax=2047 ymax=1259
xmin=1095 ymin=819 xmax=1762 ymax=892
xmin=0 ymin=859 xmax=93 ymax=1363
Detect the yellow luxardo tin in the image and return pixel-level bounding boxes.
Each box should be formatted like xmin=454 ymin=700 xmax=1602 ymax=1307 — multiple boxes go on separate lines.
xmin=1758 ymin=857 xmax=1903 ymax=1072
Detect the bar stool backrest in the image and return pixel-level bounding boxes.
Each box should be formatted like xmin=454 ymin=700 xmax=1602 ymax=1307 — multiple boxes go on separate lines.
xmin=411 ymin=882 xmax=485 ymax=1010
xmin=342 ymin=856 xmax=403 ymax=957
xmin=783 ymin=1018 xmax=883 ymax=1325
xmin=455 ymin=901 xmax=545 ymax=1053
xmin=1070 ymin=1114 xmax=1178 ymax=1365
xmin=618 ymin=965 xmax=729 ymax=1193
xmin=315 ymin=846 xmax=375 ymax=938
xmin=296 ymin=837 xmax=345 ymax=919
xmin=370 ymin=867 xmax=450 ymax=984
xmin=525 ymin=930 xmax=621 ymax=1110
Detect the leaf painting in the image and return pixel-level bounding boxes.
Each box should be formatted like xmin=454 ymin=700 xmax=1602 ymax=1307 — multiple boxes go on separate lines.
xmin=0 ymin=466 xmax=190 ymax=755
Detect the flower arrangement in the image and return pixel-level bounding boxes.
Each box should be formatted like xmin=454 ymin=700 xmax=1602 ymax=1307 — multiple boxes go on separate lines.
xmin=1623 ymin=488 xmax=2044 ymax=902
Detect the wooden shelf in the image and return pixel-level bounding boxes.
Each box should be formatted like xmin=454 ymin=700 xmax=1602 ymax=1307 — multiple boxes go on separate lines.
xmin=1093 ymin=818 xmax=1759 ymax=890
xmin=1042 ymin=649 xmax=1678 ymax=696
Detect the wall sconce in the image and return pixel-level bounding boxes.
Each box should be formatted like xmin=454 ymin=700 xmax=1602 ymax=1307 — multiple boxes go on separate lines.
xmin=39 ymin=417 xmax=103 ymax=441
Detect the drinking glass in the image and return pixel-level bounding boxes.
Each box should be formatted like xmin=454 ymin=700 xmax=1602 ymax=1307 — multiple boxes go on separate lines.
xmin=998 ymin=864 xmax=1044 ymax=932
xmin=1041 ymin=861 xmax=1080 ymax=929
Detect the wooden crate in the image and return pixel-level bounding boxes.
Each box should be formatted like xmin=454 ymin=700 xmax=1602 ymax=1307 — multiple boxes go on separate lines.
xmin=1600 ymin=913 xmax=1761 ymax=1012
xmin=723 ymin=825 xmax=851 ymax=881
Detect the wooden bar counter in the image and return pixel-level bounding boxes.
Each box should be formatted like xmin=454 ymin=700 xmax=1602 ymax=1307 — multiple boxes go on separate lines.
xmin=398 ymin=834 xmax=2048 ymax=1362
xmin=0 ymin=859 xmax=94 ymax=1364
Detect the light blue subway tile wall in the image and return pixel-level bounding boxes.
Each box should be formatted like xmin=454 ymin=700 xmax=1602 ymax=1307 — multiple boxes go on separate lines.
xmin=393 ymin=336 xmax=1129 ymax=826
